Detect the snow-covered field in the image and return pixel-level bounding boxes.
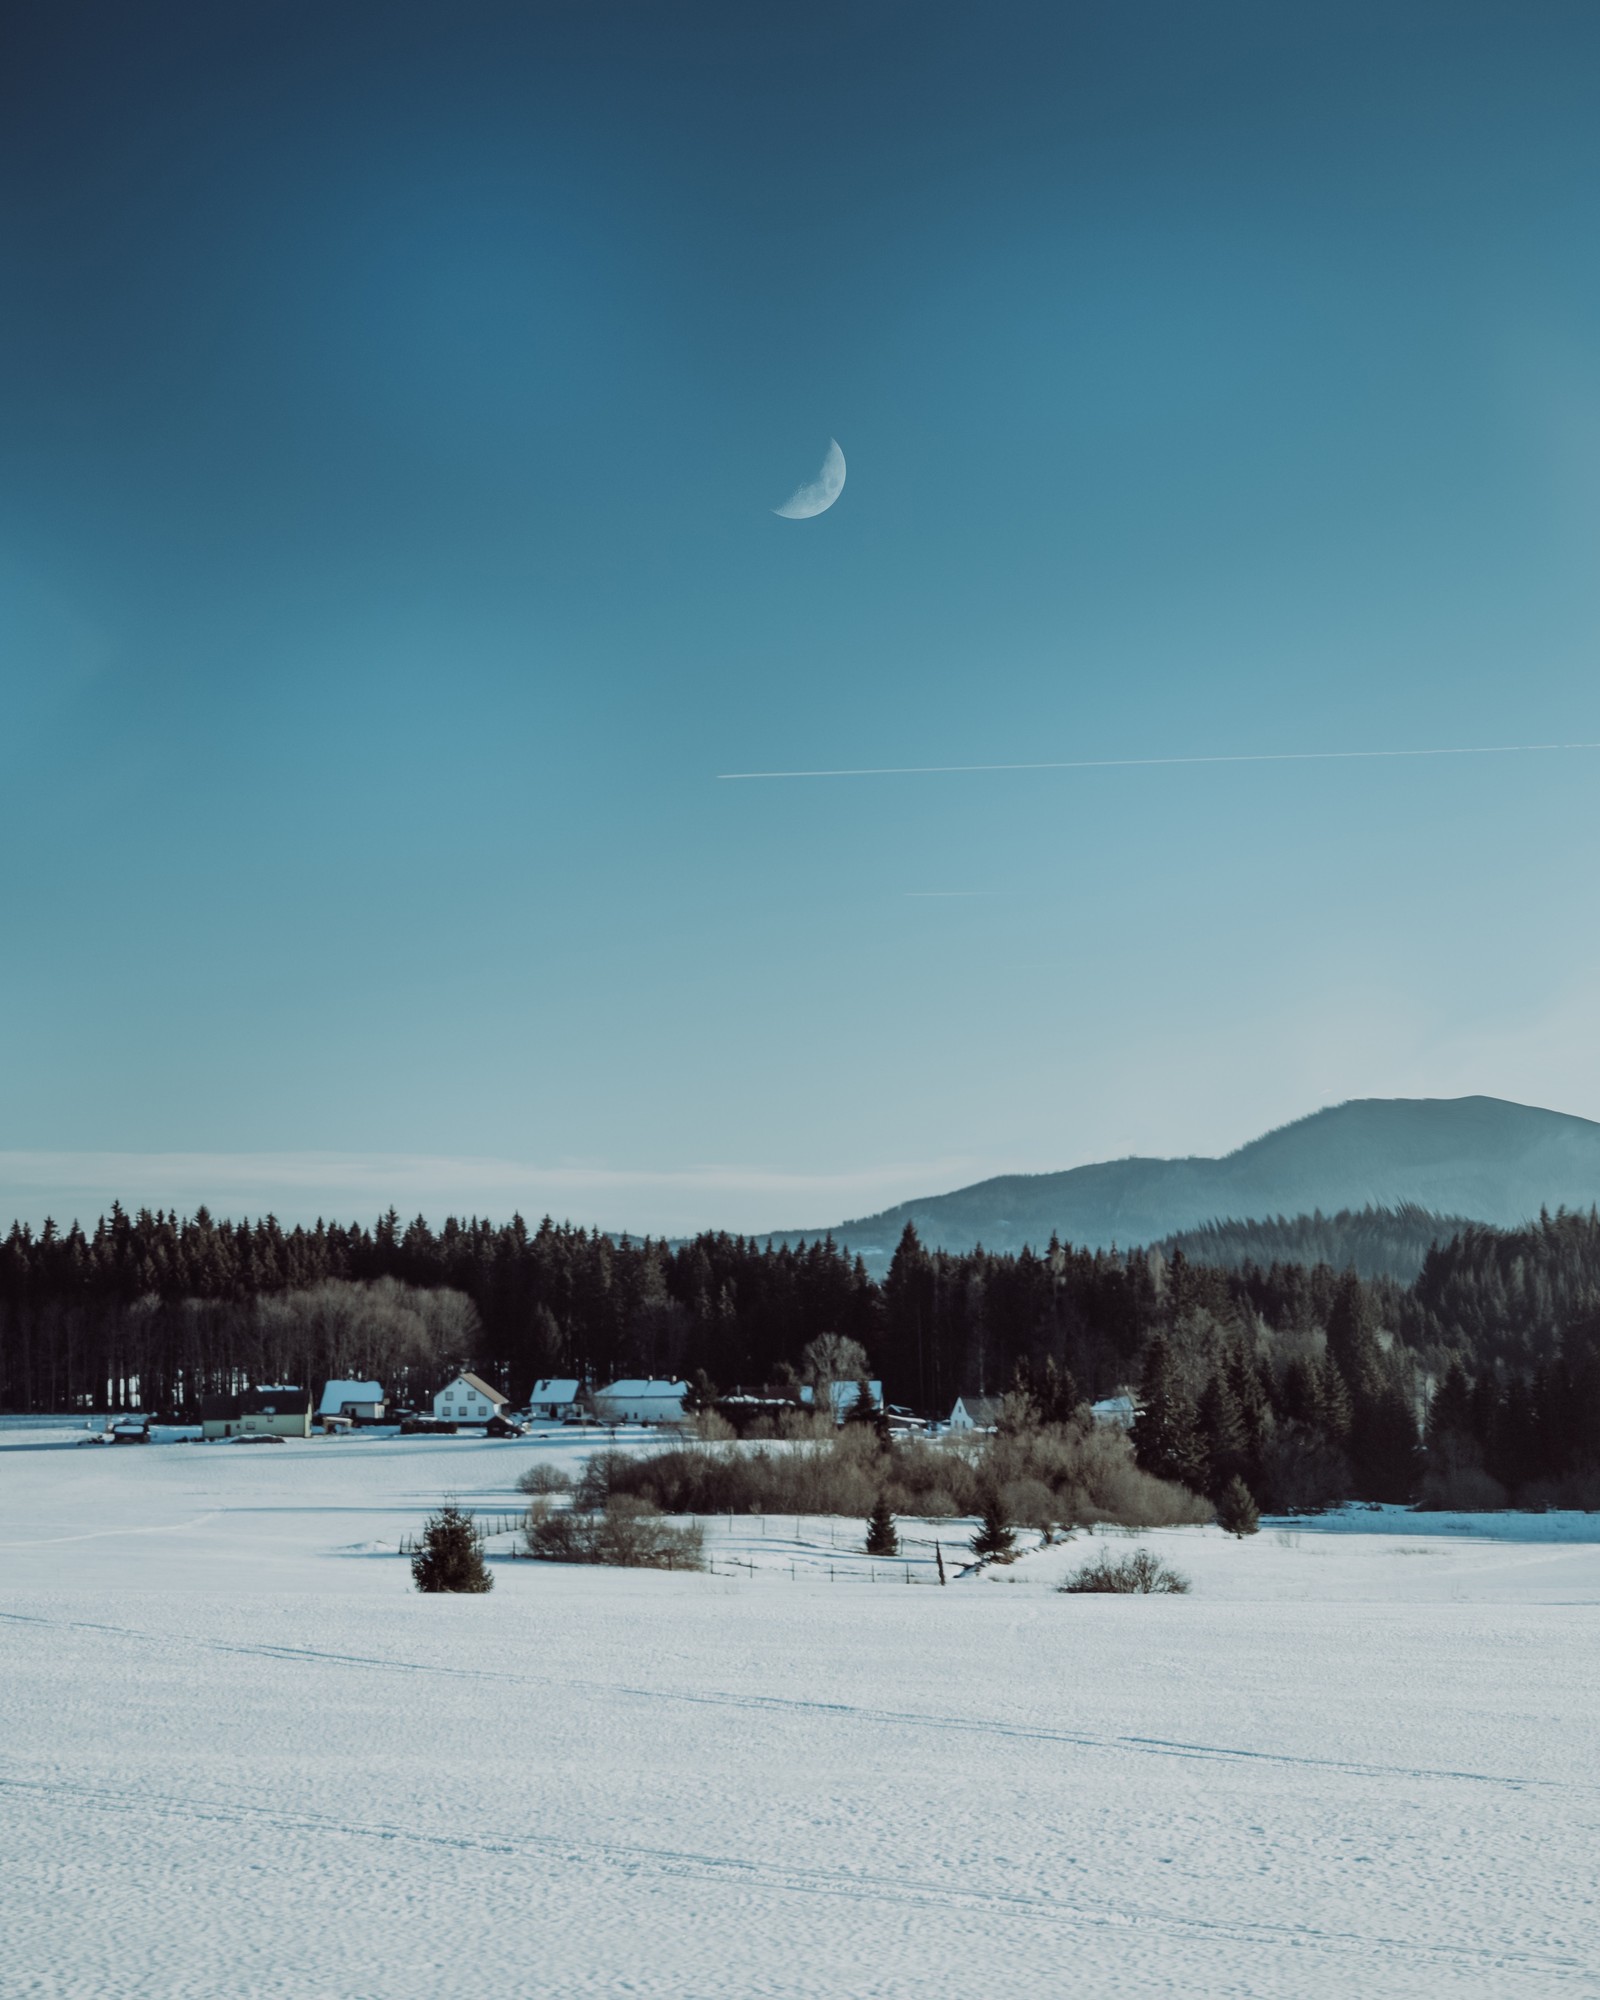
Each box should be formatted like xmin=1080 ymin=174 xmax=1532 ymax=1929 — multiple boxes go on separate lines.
xmin=3 ymin=1419 xmax=1598 ymax=1998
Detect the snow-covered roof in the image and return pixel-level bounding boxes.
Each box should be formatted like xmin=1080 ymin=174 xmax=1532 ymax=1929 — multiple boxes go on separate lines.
xmin=529 ymin=1378 xmax=581 ymax=1402
xmin=596 ymin=1379 xmax=688 ymax=1399
xmin=319 ymin=1379 xmax=384 ymax=1415
xmin=952 ymin=1394 xmax=1004 ymax=1423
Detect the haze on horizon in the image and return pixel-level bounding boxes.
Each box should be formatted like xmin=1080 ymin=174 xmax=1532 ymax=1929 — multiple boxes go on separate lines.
xmin=7 ymin=3 xmax=1600 ymax=1237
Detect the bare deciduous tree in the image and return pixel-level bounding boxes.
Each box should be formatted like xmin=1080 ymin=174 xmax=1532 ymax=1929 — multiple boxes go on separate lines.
xmin=799 ymin=1332 xmax=870 ymax=1420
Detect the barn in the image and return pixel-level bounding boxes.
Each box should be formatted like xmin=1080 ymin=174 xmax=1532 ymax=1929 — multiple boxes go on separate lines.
xmin=593 ymin=1379 xmax=689 ymax=1425
xmin=201 ymin=1387 xmax=313 ymax=1440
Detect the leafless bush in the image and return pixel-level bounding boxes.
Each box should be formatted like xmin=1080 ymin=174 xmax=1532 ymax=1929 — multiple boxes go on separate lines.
xmin=516 ymin=1462 xmax=572 ymax=1496
xmin=1060 ymin=1547 xmax=1190 ymax=1594
xmin=1000 ymin=1478 xmax=1061 ymax=1536
xmin=579 ymin=1420 xmax=1205 ymax=1530
xmin=522 ymin=1495 xmax=704 ymax=1570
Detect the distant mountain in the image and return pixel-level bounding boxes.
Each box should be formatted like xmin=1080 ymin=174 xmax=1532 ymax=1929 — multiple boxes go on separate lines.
xmin=781 ymin=1097 xmax=1600 ymax=1273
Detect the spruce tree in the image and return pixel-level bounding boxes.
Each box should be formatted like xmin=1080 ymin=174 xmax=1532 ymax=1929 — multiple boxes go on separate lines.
xmin=1131 ymin=1335 xmax=1203 ymax=1489
xmin=865 ymin=1492 xmax=898 ymax=1557
xmin=682 ymin=1369 xmax=719 ymax=1416
xmin=1317 ymin=1355 xmax=1354 ymax=1444
xmin=411 ymin=1502 xmax=494 ymax=1594
xmin=969 ymin=1491 xmax=1015 ymax=1562
xmin=1037 ymin=1355 xmax=1080 ymax=1427
xmin=1325 ymin=1271 xmax=1382 ymax=1408
xmin=1196 ymin=1366 xmax=1246 ymax=1497
xmin=847 ymin=1375 xmax=879 ymax=1426
xmin=1214 ymin=1475 xmax=1260 ymax=1537
xmin=1426 ymin=1361 xmax=1474 ymax=1451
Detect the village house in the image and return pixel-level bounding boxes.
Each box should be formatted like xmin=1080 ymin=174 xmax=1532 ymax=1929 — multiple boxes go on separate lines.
xmin=318 ymin=1379 xmax=386 ymax=1424
xmin=431 ymin=1373 xmax=508 ymax=1425
xmin=947 ymin=1394 xmax=1004 ymax=1433
xmin=526 ymin=1378 xmax=582 ymax=1421
xmin=201 ymin=1387 xmax=313 ymax=1440
xmin=593 ymin=1378 xmax=689 ymax=1424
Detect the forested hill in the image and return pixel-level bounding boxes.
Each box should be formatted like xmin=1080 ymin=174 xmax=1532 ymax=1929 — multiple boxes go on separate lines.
xmin=1161 ymin=1205 xmax=1476 ymax=1284
xmin=789 ymin=1097 xmax=1600 ymax=1269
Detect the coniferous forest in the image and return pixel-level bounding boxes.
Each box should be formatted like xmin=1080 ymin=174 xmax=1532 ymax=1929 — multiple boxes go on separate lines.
xmin=4 ymin=1201 xmax=1600 ymax=1511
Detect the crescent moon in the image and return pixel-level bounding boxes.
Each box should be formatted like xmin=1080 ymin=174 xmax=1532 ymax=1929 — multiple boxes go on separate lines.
xmin=774 ymin=438 xmax=846 ymax=518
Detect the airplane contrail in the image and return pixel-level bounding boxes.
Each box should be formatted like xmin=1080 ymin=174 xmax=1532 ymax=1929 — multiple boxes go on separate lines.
xmin=717 ymin=740 xmax=1600 ymax=780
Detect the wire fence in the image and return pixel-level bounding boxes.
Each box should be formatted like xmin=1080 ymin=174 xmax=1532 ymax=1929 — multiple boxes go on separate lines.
xmin=397 ymin=1504 xmax=977 ymax=1580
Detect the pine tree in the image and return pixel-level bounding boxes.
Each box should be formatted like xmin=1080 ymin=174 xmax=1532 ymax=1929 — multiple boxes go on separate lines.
xmin=1037 ymin=1355 xmax=1080 ymax=1427
xmin=411 ymin=1502 xmax=493 ymax=1594
xmin=1196 ymin=1365 xmax=1247 ymax=1497
xmin=1317 ymin=1354 xmax=1354 ymax=1444
xmin=1131 ymin=1334 xmax=1203 ymax=1489
xmin=1426 ymin=1360 xmax=1474 ymax=1451
xmin=683 ymin=1368 xmax=718 ymax=1416
xmin=865 ymin=1492 xmax=898 ymax=1557
xmin=1325 ymin=1271 xmax=1382 ymax=1408
xmin=1358 ymin=1383 xmax=1424 ymax=1502
xmin=969 ymin=1491 xmax=1015 ymax=1562
xmin=1214 ymin=1475 xmax=1260 ymax=1537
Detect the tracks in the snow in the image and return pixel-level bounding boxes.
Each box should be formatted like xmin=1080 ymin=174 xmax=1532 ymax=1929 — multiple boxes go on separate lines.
xmin=0 ymin=1606 xmax=1570 ymax=1797
xmin=0 ymin=1771 xmax=1588 ymax=1982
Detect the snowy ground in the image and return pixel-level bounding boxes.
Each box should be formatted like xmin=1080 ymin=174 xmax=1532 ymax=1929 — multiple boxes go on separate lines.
xmin=3 ymin=1419 xmax=1598 ymax=1998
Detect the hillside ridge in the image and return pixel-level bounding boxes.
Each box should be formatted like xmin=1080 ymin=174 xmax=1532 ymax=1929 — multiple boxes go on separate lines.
xmin=774 ymin=1096 xmax=1600 ymax=1274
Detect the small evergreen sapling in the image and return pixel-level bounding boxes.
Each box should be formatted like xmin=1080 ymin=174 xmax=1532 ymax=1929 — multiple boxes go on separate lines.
xmin=1214 ymin=1475 xmax=1260 ymax=1538
xmin=969 ymin=1491 xmax=1015 ymax=1563
xmin=412 ymin=1501 xmax=494 ymax=1593
xmin=865 ymin=1492 xmax=898 ymax=1557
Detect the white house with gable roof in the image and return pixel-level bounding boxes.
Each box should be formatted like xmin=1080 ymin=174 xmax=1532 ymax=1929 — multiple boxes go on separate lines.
xmin=948 ymin=1394 xmax=1004 ymax=1433
xmin=432 ymin=1373 xmax=508 ymax=1425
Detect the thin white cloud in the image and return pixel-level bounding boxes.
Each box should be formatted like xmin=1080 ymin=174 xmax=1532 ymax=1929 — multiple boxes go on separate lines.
xmin=718 ymin=740 xmax=1600 ymax=780
xmin=0 ymin=1150 xmax=991 ymax=1238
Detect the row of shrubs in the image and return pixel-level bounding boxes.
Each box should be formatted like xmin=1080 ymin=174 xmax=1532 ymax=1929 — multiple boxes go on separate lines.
xmin=522 ymin=1493 xmax=705 ymax=1570
xmin=564 ymin=1420 xmax=1213 ymax=1533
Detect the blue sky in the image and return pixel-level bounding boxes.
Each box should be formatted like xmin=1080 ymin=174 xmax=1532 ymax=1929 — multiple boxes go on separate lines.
xmin=6 ymin=1 xmax=1600 ymax=1233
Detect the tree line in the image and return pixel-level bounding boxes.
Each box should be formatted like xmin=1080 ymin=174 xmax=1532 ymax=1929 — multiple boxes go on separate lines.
xmin=3 ymin=1199 xmax=1599 ymax=1507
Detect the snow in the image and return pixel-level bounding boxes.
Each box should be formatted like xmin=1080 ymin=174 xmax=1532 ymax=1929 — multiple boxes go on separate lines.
xmin=2 ymin=1416 xmax=1598 ymax=1997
